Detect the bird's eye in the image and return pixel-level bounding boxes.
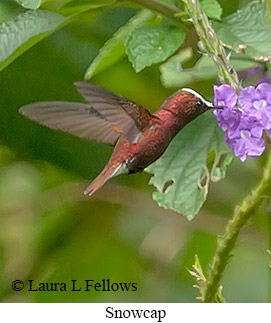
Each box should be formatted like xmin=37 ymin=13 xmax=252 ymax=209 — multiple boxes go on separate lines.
xmin=195 ymin=101 xmax=204 ymax=109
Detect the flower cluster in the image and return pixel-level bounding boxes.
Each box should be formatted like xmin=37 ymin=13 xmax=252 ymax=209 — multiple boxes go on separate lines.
xmin=214 ymin=83 xmax=271 ymax=162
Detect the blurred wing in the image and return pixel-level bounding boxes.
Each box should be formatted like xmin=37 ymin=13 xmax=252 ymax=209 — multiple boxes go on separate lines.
xmin=19 ymin=101 xmax=121 ymax=146
xmin=75 ymin=82 xmax=155 ymax=143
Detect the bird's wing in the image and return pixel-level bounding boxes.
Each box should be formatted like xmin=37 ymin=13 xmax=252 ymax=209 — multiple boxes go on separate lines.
xmin=75 ymin=82 xmax=155 ymax=143
xmin=19 ymin=101 xmax=121 ymax=146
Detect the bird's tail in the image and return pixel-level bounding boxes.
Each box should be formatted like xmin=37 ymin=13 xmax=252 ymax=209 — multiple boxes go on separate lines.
xmin=84 ymin=163 xmax=123 ymax=197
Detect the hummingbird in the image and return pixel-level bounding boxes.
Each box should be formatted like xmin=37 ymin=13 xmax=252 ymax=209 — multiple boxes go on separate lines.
xmin=19 ymin=82 xmax=222 ymax=196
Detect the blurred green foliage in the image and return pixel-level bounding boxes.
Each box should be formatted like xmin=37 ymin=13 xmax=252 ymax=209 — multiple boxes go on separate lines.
xmin=0 ymin=0 xmax=270 ymax=302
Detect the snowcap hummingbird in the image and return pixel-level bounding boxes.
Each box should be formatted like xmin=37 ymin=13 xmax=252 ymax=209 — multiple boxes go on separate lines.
xmin=20 ymin=82 xmax=223 ymax=196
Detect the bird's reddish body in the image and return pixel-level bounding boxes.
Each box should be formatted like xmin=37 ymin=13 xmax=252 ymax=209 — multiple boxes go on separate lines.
xmin=109 ymin=111 xmax=174 ymax=172
xmin=106 ymin=92 xmax=203 ymax=174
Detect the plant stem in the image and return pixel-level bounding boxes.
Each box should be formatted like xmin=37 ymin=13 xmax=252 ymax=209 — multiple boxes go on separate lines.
xmin=202 ymin=152 xmax=271 ymax=302
xmin=182 ymin=0 xmax=242 ymax=94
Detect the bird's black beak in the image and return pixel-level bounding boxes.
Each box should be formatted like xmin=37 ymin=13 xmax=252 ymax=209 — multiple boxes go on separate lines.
xmin=203 ymin=104 xmax=224 ymax=113
xmin=200 ymin=102 xmax=224 ymax=114
xmin=211 ymin=105 xmax=224 ymax=110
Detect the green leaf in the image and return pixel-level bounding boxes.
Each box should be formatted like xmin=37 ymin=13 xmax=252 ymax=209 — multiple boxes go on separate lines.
xmin=146 ymin=113 xmax=232 ymax=220
xmin=15 ymin=0 xmax=41 ymax=9
xmin=0 ymin=10 xmax=68 ymax=72
xmin=85 ymin=10 xmax=154 ymax=80
xmin=160 ymin=52 xmax=259 ymax=87
xmin=125 ymin=24 xmax=186 ymax=72
xmin=213 ymin=2 xmax=271 ymax=60
xmin=200 ymin=0 xmax=222 ymax=19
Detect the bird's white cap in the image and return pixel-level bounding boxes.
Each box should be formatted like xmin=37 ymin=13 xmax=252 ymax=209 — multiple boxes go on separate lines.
xmin=181 ymin=88 xmax=213 ymax=107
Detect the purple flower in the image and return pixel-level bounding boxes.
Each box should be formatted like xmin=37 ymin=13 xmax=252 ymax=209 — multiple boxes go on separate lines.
xmin=214 ymin=84 xmax=237 ymax=108
xmin=226 ymin=118 xmax=265 ymax=162
xmin=213 ymin=85 xmax=240 ymax=132
xmin=234 ymin=134 xmax=265 ymax=162
xmin=213 ymin=83 xmax=271 ymax=162
xmin=239 ymin=83 xmax=271 ymax=129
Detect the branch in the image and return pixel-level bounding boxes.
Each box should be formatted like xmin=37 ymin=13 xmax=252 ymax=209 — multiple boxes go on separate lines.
xmin=202 ymin=152 xmax=271 ymax=302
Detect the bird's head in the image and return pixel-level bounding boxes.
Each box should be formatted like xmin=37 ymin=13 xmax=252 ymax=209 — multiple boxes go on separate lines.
xmin=161 ymin=88 xmax=223 ymax=121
